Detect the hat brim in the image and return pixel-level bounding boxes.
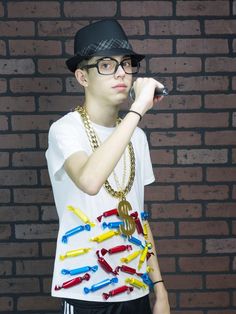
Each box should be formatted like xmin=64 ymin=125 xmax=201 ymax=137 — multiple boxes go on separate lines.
xmin=66 ymin=48 xmax=145 ymax=73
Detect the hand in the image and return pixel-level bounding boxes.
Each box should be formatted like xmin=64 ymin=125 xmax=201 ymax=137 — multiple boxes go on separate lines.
xmin=130 ymin=78 xmax=164 ymax=116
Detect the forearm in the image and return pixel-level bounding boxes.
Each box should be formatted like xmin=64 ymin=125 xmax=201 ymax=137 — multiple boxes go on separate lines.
xmin=71 ymin=111 xmax=140 ymax=194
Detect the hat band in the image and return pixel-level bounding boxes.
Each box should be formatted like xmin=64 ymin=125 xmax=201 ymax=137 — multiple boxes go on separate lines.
xmin=79 ymin=38 xmax=132 ymax=57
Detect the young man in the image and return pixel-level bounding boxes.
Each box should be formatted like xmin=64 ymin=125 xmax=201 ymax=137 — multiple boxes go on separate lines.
xmin=46 ymin=19 xmax=170 ymax=314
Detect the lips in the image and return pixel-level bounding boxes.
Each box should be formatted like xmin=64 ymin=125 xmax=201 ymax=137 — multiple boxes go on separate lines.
xmin=113 ymin=84 xmax=127 ymax=88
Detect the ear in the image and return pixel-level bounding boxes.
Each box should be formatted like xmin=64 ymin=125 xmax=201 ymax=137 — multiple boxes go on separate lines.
xmin=75 ymin=69 xmax=88 ymax=87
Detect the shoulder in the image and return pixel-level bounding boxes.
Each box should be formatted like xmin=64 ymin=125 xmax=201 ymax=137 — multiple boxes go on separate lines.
xmin=49 ymin=111 xmax=82 ymax=137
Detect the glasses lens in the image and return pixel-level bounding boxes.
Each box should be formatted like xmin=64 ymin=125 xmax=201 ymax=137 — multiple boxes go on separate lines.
xmin=122 ymin=58 xmax=139 ymax=74
xmin=98 ymin=59 xmax=117 ymax=74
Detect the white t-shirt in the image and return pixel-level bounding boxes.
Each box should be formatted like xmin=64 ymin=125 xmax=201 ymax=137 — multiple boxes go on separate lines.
xmin=46 ymin=110 xmax=155 ymax=302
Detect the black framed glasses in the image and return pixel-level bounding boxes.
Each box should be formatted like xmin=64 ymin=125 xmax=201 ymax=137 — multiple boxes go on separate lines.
xmin=81 ymin=57 xmax=140 ymax=75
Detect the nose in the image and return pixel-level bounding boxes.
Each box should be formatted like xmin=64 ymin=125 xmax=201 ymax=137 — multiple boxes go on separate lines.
xmin=114 ymin=64 xmax=126 ymax=78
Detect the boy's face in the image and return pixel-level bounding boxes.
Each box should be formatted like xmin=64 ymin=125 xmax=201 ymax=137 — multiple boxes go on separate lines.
xmin=78 ymin=55 xmax=134 ymax=105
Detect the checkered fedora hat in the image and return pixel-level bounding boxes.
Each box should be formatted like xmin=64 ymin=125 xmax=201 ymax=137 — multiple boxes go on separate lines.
xmin=66 ymin=19 xmax=145 ymax=73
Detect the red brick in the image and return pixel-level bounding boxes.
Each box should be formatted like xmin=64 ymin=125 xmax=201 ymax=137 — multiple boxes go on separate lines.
xmin=206 ymin=238 xmax=236 ymax=253
xmin=0 ymin=134 xmax=36 ymax=149
xmin=159 ymin=95 xmax=201 ymax=110
xmin=233 ymin=77 xmax=236 ymax=90
xmin=119 ymin=20 xmax=145 ymax=36
xmin=141 ymin=113 xmax=174 ymax=129
xmin=0 ymin=21 xmax=34 ymax=36
xmin=208 ymin=311 xmax=236 ymax=314
xmin=0 ymin=206 xmax=39 ymax=222
xmin=12 ymin=151 xmax=46 ymax=167
xmin=0 ymin=115 xmax=8 ymax=130
xmin=177 ymin=113 xmax=229 ymax=128
xmin=16 ymin=259 xmax=54 ymax=275
xmin=17 ymin=296 xmax=60 ymax=311
xmin=38 ymin=58 xmax=68 ymax=74
xmin=11 ymin=114 xmax=60 ymax=131
xmin=0 ymin=189 xmax=10 ymax=203
xmin=0 ymin=96 xmax=35 ymax=112
xmin=40 ymin=169 xmax=51 ymax=186
xmin=206 ymin=275 xmax=236 ymax=289
xmin=145 ymin=185 xmax=175 ymax=201
xmin=172 ymin=311 xmax=203 ymax=314
xmin=15 ymin=223 xmax=58 ymax=240
xmin=177 ymin=149 xmax=227 ymax=164
xmin=233 ymin=149 xmax=236 ymax=163
xmin=41 ymin=205 xmax=58 ymax=221
xmin=233 ymin=39 xmax=236 ymax=53
xmin=41 ymin=242 xmax=57 ymax=257
xmin=177 ymin=76 xmax=229 ymax=92
xmin=149 ymin=221 xmax=175 ymax=237
xmin=150 ymin=131 xmax=201 ymax=147
xmin=0 ymin=58 xmax=35 ymax=74
xmin=43 ymin=277 xmax=52 ymax=294
xmin=178 ymin=185 xmax=229 ymax=200
xmin=176 ymin=1 xmax=229 ymax=16
xmin=150 ymin=57 xmax=201 ymax=73
xmin=121 ymin=1 xmax=172 ymax=16
xmin=38 ymin=20 xmax=88 ymax=37
xmin=131 ymin=39 xmax=172 ymax=55
xmin=157 ymin=239 xmax=202 ymax=255
xmin=64 ymin=1 xmax=116 ymax=17
xmin=0 ymin=152 xmax=9 ymax=167
xmin=0 ymin=278 xmax=39 ymax=293
xmin=13 ymin=188 xmax=53 ymax=204
xmin=0 ymin=242 xmax=38 ymax=258
xmin=9 ymin=40 xmax=61 ymax=56
xmin=0 ymin=2 xmax=3 ymax=16
xmin=39 ymin=133 xmax=48 ymax=149
xmin=165 ymin=274 xmax=202 ymax=289
xmin=154 ymin=166 xmax=202 ymax=183
xmin=0 ymin=224 xmax=11 ymax=240
xmin=149 ymin=20 xmax=200 ymax=35
xmin=180 ymin=292 xmax=229 ymax=308
xmin=0 ymin=40 xmax=6 ymax=55
xmin=158 ymin=257 xmax=176 ymax=273
xmin=233 ymin=185 xmax=236 ymax=200
xmin=39 ymin=95 xmax=82 ymax=112
xmin=206 ymin=57 xmax=236 ymax=72
xmin=206 ymin=203 xmax=236 ymax=218
xmin=207 ymin=167 xmax=236 ymax=182
xmin=205 ymin=20 xmax=236 ymax=34
xmin=150 ymin=149 xmax=174 ymax=165
xmin=177 ymin=39 xmax=228 ymax=54
xmin=10 ymin=78 xmax=62 ymax=93
xmin=179 ymin=256 xmax=229 ymax=272
xmin=0 ymin=170 xmax=37 ymax=186
xmin=179 ymin=221 xmax=229 ymax=236
xmin=8 ymin=1 xmax=60 ymax=17
xmin=205 ymin=131 xmax=236 ymax=146
xmin=151 ymin=203 xmax=202 ymax=219
xmin=0 ymin=78 xmax=7 ymax=93
xmin=0 ymin=297 xmax=13 ymax=312
xmin=233 ymin=112 xmax=236 ymax=127
xmin=205 ymin=94 xmax=236 ymax=109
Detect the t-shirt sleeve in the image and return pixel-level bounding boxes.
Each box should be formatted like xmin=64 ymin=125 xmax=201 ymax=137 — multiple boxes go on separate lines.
xmin=46 ymin=118 xmax=87 ymax=181
xmin=140 ymin=131 xmax=155 ymax=186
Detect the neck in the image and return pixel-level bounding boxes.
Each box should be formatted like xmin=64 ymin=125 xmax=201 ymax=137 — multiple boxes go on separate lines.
xmin=83 ymin=99 xmax=119 ymax=128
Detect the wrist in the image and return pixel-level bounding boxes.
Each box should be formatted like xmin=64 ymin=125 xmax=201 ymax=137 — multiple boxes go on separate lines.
xmin=128 ymin=110 xmax=142 ymax=121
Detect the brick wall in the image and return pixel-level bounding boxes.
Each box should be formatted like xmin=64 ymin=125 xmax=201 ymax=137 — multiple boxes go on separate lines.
xmin=0 ymin=1 xmax=235 ymax=313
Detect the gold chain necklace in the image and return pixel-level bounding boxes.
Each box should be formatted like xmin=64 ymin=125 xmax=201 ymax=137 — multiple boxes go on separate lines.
xmin=76 ymin=105 xmax=136 ymax=236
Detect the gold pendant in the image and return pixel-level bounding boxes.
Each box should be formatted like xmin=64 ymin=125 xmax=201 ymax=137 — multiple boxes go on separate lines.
xmin=118 ymin=198 xmax=136 ymax=236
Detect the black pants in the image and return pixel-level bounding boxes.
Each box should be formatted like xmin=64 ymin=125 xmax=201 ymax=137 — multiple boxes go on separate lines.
xmin=62 ymin=295 xmax=152 ymax=314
